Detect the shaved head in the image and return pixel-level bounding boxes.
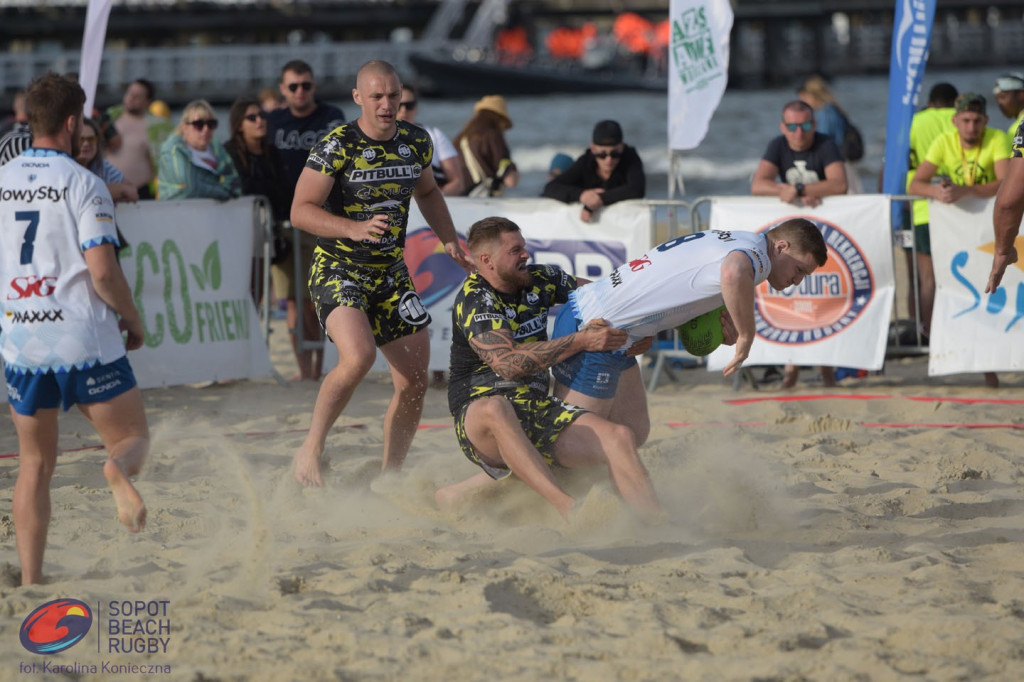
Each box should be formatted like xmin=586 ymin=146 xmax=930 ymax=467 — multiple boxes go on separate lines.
xmin=352 ymin=60 xmax=403 ymax=140
xmin=356 ymin=60 xmax=399 ymax=90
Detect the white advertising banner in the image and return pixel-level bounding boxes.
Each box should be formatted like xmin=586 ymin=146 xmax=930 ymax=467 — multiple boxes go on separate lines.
xmin=928 ymin=198 xmax=1024 ymax=375
xmin=323 ymin=197 xmax=652 ymax=373
xmin=116 ymin=199 xmax=273 ymax=387
xmin=706 ymin=195 xmax=894 ymax=371
xmin=668 ymin=0 xmax=733 ymax=151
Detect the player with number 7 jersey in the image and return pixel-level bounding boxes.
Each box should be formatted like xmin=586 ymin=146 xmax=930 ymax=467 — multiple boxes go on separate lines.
xmin=3 ymin=73 xmax=148 ymax=587
xmin=0 ymin=149 xmax=127 ymax=374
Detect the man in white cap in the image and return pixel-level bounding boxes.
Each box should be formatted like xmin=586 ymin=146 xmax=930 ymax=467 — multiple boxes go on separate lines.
xmin=993 ymin=73 xmax=1024 ymax=142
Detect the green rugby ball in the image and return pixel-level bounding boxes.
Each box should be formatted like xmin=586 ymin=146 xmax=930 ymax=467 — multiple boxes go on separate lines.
xmin=678 ymin=306 xmax=725 ymax=356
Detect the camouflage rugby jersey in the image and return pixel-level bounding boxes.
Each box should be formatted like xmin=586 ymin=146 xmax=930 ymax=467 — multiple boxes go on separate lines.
xmin=305 ymin=121 xmax=434 ymax=265
xmin=447 ymin=264 xmax=577 ymax=414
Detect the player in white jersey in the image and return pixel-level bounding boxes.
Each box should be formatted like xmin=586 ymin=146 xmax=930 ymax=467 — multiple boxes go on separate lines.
xmin=550 ymin=218 xmax=828 ymax=445
xmin=1 ymin=73 xmax=148 ymax=585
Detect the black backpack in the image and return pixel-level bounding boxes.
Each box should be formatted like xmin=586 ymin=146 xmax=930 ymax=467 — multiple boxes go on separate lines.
xmin=838 ymin=108 xmax=864 ymax=162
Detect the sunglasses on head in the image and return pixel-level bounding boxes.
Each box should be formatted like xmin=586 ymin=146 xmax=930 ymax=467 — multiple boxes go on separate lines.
xmin=287 ymin=81 xmax=313 ymax=93
xmin=593 ymin=150 xmax=623 ymax=160
xmin=784 ymin=121 xmax=814 ymax=132
xmin=399 ymin=100 xmax=417 ymax=109
xmin=187 ymin=118 xmax=218 ymax=131
xmin=244 ymin=111 xmax=267 ymax=122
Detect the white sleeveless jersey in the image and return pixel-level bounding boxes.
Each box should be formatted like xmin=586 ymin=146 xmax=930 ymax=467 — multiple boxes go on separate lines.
xmin=0 ymin=148 xmax=125 ymax=372
xmin=571 ymin=229 xmax=771 ymax=349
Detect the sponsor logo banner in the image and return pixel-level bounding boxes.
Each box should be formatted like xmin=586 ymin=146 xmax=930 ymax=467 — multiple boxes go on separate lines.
xmin=115 ymin=198 xmax=273 ymax=388
xmin=707 ymin=195 xmax=894 ymax=370
xmin=929 ymin=198 xmax=1024 ymax=375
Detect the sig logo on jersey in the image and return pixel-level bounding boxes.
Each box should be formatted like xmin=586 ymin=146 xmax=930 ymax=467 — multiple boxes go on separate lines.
xmin=404 ymin=227 xmax=469 ymax=306
xmin=20 ymin=599 xmax=94 ymax=655
xmin=755 ymin=219 xmax=873 ymax=344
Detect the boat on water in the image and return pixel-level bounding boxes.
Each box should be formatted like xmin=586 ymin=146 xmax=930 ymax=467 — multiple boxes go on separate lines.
xmin=408 ymin=0 xmax=668 ymax=97
xmin=408 ymin=49 xmax=666 ymax=97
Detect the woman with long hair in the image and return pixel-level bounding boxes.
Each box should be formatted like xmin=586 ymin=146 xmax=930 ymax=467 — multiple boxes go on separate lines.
xmin=224 ymin=96 xmax=290 ymax=220
xmin=224 ymin=95 xmax=320 ymax=380
xmin=453 ymin=95 xmax=519 ymax=196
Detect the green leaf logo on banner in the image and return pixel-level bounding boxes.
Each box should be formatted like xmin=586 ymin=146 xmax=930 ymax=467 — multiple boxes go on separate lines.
xmin=204 ymin=242 xmax=222 ymax=290
xmin=190 ymin=242 xmax=222 ymax=291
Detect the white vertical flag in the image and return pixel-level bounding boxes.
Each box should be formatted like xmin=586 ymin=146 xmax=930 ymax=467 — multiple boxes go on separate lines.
xmin=79 ymin=0 xmax=113 ymax=115
xmin=667 ymin=0 xmax=733 ymax=150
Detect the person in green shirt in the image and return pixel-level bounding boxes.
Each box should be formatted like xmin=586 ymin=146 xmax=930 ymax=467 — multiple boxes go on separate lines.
xmin=993 ymin=73 xmax=1024 ymax=142
xmin=909 ymin=92 xmax=1010 ymax=387
xmin=905 ymin=82 xmax=958 ymax=336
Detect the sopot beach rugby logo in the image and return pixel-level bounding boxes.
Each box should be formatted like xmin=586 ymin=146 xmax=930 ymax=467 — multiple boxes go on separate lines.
xmin=755 ymin=218 xmax=874 ymax=344
xmin=19 ymin=599 xmax=93 ymax=655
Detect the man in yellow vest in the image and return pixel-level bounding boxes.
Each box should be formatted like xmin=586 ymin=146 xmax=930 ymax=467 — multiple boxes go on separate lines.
xmin=905 ymin=83 xmax=958 ymax=338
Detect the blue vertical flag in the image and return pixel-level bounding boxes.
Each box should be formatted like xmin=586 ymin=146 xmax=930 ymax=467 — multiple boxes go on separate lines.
xmin=882 ymin=0 xmax=937 ymax=230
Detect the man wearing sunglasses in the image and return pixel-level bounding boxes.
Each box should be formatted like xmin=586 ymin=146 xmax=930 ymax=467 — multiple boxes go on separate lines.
xmin=751 ymin=100 xmax=848 ymax=209
xmin=542 ymin=119 xmax=646 ymax=223
xmin=266 ymin=60 xmax=347 ymax=382
xmin=751 ymin=100 xmax=848 ymax=389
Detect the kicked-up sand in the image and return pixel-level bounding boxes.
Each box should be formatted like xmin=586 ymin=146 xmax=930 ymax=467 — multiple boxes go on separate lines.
xmin=1 ymin=318 xmax=1023 ymax=681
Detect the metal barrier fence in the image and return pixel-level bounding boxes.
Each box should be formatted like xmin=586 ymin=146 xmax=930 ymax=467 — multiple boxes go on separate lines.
xmin=277 ymin=196 xmax=931 ymax=391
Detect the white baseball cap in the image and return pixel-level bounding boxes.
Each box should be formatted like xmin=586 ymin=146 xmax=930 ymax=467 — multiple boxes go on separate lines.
xmin=993 ymin=73 xmax=1024 ymax=94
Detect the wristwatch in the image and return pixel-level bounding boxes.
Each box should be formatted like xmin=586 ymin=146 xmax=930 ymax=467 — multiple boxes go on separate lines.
xmin=795 ymin=182 xmax=806 ymax=197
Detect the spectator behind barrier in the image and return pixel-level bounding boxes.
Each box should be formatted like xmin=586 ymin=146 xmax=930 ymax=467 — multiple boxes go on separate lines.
xmin=157 ymin=99 xmax=241 ymax=201
xmin=542 ymin=119 xmax=646 ymax=223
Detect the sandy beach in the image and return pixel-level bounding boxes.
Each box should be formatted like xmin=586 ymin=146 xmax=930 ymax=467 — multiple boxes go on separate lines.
xmin=2 ymin=316 xmax=1023 ymax=681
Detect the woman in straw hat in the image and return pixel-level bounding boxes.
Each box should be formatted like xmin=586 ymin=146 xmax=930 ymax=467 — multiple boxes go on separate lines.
xmin=453 ymin=95 xmax=519 ymax=197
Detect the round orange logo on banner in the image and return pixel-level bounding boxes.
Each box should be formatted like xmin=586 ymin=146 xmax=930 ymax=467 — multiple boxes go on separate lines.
xmin=754 ymin=219 xmax=873 ymax=345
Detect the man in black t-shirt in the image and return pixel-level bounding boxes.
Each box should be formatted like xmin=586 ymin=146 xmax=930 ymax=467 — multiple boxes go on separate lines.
xmin=267 ymin=60 xmax=346 ymax=190
xmin=265 ymin=59 xmax=346 ymax=381
xmin=751 ymin=100 xmax=848 ymax=208
xmin=750 ymin=99 xmax=848 ymax=388
xmin=542 ymin=119 xmax=646 ymax=223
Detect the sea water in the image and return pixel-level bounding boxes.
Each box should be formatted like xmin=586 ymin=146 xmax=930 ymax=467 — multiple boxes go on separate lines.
xmin=200 ymin=65 xmax=1015 ymax=201
xmin=416 ymin=65 xmax=1018 ymax=200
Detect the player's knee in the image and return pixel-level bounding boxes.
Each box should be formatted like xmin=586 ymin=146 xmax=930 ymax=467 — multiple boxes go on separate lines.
xmin=18 ymin=457 xmax=56 ymax=483
xmin=333 ymin=346 xmax=376 ymax=376
xmin=604 ymin=422 xmax=637 ymax=454
xmin=473 ymin=396 xmax=516 ymax=427
xmin=394 ymin=371 xmax=428 ymax=399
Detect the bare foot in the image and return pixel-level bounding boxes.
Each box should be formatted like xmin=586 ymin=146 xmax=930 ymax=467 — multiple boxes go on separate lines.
xmin=103 ymin=459 xmax=147 ymax=532
xmin=293 ymin=444 xmax=325 ymax=487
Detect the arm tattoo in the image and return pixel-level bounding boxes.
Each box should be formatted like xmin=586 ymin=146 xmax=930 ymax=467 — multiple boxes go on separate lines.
xmin=471 ymin=329 xmax=578 ymax=380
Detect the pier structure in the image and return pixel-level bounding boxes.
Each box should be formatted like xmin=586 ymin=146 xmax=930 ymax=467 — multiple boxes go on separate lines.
xmin=0 ymin=1 xmax=1022 ymax=107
